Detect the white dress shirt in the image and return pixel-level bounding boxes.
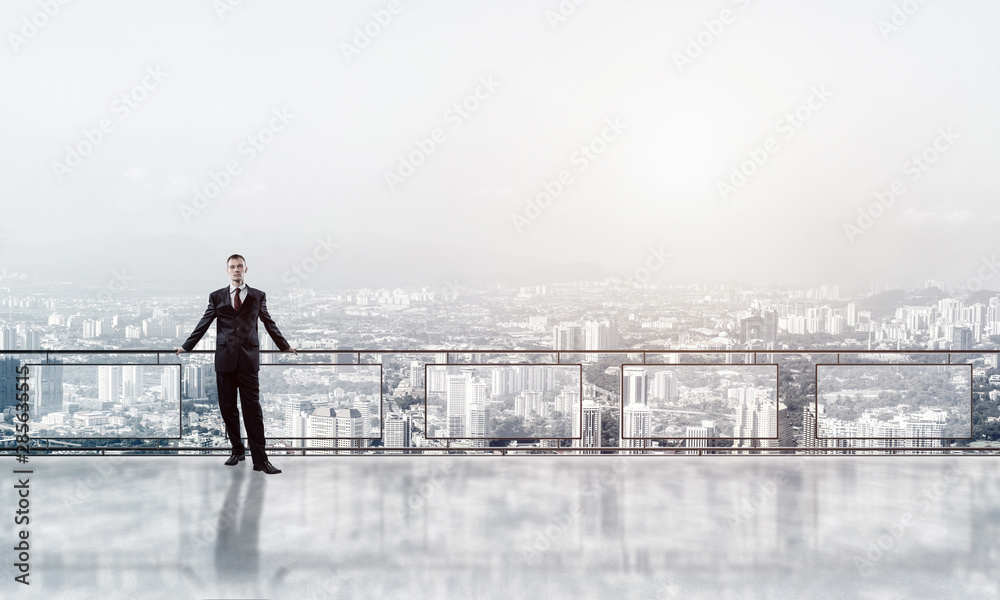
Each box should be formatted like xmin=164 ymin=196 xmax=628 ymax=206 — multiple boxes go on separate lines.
xmin=229 ymin=283 xmax=247 ymax=309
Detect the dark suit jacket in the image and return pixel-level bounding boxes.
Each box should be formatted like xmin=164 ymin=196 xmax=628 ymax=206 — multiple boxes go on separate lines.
xmin=181 ymin=285 xmax=290 ymax=372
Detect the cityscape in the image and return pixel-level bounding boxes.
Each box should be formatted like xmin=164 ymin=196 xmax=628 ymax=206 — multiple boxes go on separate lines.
xmin=2 ymin=277 xmax=1000 ymax=454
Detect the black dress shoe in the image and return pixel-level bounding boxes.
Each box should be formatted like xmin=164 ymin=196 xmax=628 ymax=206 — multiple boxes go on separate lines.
xmin=224 ymin=453 xmax=245 ymax=466
xmin=253 ymin=460 xmax=282 ymax=475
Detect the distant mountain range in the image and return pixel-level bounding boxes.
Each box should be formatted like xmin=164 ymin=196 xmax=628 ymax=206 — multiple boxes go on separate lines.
xmin=1 ymin=231 xmax=621 ymax=292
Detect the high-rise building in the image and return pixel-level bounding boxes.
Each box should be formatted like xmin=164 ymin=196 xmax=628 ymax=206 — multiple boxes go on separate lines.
xmin=384 ymin=413 xmax=411 ymax=452
xmin=409 ymin=360 xmax=421 ymax=388
xmin=734 ymin=396 xmax=794 ymax=453
xmin=446 ymin=374 xmax=468 ymax=437
xmin=30 ymin=362 xmax=63 ymax=419
xmin=353 ymin=397 xmax=372 ymax=437
xmin=123 ymin=366 xmax=143 ymax=398
xmin=19 ymin=330 xmax=41 ymax=351
xmin=684 ymin=420 xmax=718 ymax=453
xmin=801 ymin=404 xmax=822 ymax=454
xmin=574 ymin=399 xmax=601 ymax=454
xmin=260 ymin=334 xmax=276 ymax=364
xmin=740 ymin=316 xmax=765 ymax=344
xmin=621 ymin=403 xmax=651 ymax=454
xmin=182 ymin=364 xmax=205 ymax=399
xmin=584 ymin=319 xmax=619 ymax=351
xmin=622 ymin=366 xmax=647 ymax=406
xmin=428 ymin=366 xmax=448 ymax=394
xmin=284 ymin=397 xmax=315 ymax=437
xmin=98 ymin=366 xmax=122 ymax=405
xmin=160 ymin=369 xmax=180 ymax=402
xmin=467 ymin=404 xmax=487 ymax=447
xmin=555 ymin=388 xmax=579 ymax=414
xmin=552 ymin=323 xmax=584 ymax=351
xmin=305 ymin=407 xmax=365 ymax=454
xmin=514 ymin=390 xmax=543 ymax=419
xmin=651 ymin=370 xmax=678 ymax=401
xmin=0 ymin=326 xmax=17 ymax=350
xmin=0 ymin=357 xmax=20 ymax=411
xmin=491 ymin=367 xmax=516 ymax=396
xmin=335 ymin=407 xmax=365 ymax=453
xmin=305 ymin=407 xmax=337 ymax=453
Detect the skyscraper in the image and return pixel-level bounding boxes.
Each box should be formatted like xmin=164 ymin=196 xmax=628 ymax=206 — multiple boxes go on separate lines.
xmin=584 ymin=319 xmax=620 ymax=351
xmin=0 ymin=326 xmax=17 ymax=350
xmin=552 ymin=323 xmax=584 ymax=351
xmin=335 ymin=407 xmax=365 ymax=453
xmin=384 ymin=413 xmax=411 ymax=453
xmin=0 ymin=357 xmax=20 ymax=411
xmin=30 ymin=362 xmax=63 ymax=419
xmin=19 ymin=330 xmax=40 ymax=351
xmin=183 ymin=364 xmax=205 ymax=399
xmin=260 ymin=334 xmax=276 ymax=364
xmin=284 ymin=396 xmax=315 ymax=437
xmin=160 ymin=369 xmax=180 ymax=402
xmin=446 ymin=374 xmax=468 ymax=437
xmin=621 ymin=402 xmax=651 ymax=454
xmin=684 ymin=420 xmax=718 ymax=454
xmin=622 ymin=367 xmax=647 ymax=406
xmin=467 ymin=404 xmax=487 ymax=447
xmin=353 ymin=397 xmax=372 ymax=437
xmin=555 ymin=388 xmax=580 ymax=414
xmin=122 ymin=366 xmax=144 ymax=398
xmin=409 ymin=360 xmax=421 ymax=388
xmin=651 ymin=370 xmax=678 ymax=401
xmin=98 ymin=366 xmax=121 ymax=405
xmin=574 ymin=399 xmax=601 ymax=454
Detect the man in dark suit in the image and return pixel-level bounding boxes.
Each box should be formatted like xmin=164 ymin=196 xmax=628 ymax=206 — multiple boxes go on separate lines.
xmin=175 ymin=254 xmax=297 ymax=474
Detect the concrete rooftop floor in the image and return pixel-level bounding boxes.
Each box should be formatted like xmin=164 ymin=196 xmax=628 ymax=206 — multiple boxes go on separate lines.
xmin=2 ymin=455 xmax=998 ymax=599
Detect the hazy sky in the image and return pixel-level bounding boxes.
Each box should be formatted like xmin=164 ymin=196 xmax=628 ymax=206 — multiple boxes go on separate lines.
xmin=2 ymin=0 xmax=998 ymax=290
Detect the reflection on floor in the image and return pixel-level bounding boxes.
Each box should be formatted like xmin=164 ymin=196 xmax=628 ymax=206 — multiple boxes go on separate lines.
xmin=1 ymin=455 xmax=999 ymax=599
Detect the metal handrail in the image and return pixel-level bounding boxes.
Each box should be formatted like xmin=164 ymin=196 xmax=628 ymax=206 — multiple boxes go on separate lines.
xmin=4 ymin=348 xmax=994 ymax=455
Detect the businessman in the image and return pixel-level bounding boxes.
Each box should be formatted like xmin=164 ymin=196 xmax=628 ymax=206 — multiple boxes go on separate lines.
xmin=175 ymin=254 xmax=297 ymax=474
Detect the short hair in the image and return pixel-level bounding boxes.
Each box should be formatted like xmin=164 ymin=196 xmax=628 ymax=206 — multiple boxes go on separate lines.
xmin=226 ymin=254 xmax=246 ymax=268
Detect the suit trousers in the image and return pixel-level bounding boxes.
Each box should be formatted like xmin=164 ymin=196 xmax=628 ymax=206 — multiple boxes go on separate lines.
xmin=216 ymin=366 xmax=268 ymax=464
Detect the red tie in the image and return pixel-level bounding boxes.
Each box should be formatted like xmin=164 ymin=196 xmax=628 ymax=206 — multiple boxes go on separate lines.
xmin=234 ymin=288 xmax=242 ymax=311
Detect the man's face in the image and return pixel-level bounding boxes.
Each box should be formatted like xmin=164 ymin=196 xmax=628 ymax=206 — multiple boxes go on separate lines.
xmin=227 ymin=258 xmax=247 ymax=285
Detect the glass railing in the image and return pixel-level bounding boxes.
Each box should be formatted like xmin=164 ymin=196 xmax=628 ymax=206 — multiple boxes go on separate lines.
xmin=0 ymin=349 xmax=994 ymax=455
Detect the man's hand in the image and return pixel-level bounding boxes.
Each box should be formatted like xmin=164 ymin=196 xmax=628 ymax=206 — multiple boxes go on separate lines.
xmin=284 ymin=346 xmax=299 ymax=355
xmin=174 ymin=347 xmax=187 ymax=355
